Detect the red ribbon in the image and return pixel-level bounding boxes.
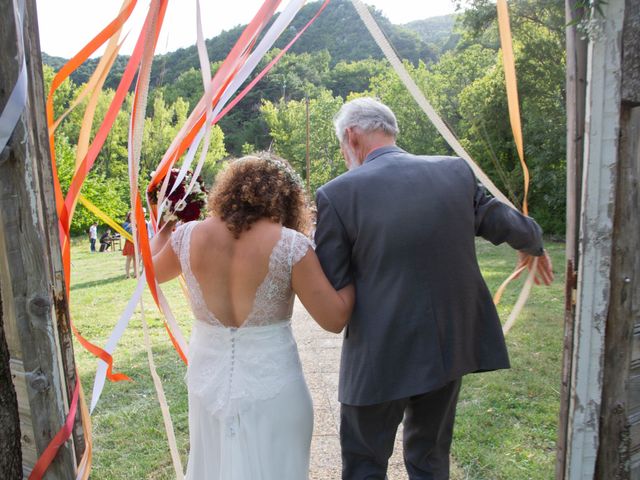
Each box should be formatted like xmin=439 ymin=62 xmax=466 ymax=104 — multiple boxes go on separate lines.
xmin=28 ymin=380 xmax=79 ymax=480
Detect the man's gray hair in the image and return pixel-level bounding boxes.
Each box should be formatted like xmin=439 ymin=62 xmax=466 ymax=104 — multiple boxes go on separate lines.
xmin=333 ymin=97 xmax=399 ymax=144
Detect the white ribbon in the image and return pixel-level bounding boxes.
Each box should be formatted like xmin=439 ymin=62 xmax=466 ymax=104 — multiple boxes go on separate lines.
xmin=350 ymin=0 xmax=514 ymax=209
xmin=156 ymin=0 xmax=307 ymax=224
xmin=0 ymin=0 xmax=27 ymax=153
xmin=90 ymin=276 xmax=146 ymax=412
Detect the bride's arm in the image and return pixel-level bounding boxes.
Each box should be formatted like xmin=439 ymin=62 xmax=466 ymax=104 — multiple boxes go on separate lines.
xmin=292 ymin=249 xmax=355 ymax=333
xmin=151 ymin=222 xmax=181 ymax=283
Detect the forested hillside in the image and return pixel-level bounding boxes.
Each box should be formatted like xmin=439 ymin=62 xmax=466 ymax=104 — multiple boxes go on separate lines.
xmin=404 ymin=14 xmax=459 ymax=54
xmin=44 ymin=0 xmax=566 ymax=236
xmin=43 ymin=0 xmax=439 ymax=90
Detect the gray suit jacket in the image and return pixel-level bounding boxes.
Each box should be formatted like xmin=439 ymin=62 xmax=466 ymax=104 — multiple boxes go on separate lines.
xmin=315 ymin=146 xmax=543 ymax=406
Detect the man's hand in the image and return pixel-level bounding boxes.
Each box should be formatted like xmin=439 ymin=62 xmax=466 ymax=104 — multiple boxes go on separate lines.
xmin=515 ymin=250 xmax=554 ymax=286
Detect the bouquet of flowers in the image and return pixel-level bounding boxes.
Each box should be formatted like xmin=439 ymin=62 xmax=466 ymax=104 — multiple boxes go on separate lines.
xmin=148 ymin=168 xmax=208 ymax=223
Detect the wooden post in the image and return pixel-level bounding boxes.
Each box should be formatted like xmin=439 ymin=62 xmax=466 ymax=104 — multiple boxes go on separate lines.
xmin=595 ymin=1 xmax=640 ymax=477
xmin=563 ymin=0 xmax=626 ymax=477
xmin=0 ymin=0 xmax=81 ymax=477
xmin=557 ymin=2 xmax=588 ymax=477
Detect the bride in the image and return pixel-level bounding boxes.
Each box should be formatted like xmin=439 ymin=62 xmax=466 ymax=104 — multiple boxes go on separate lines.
xmin=151 ymin=154 xmax=354 ymax=479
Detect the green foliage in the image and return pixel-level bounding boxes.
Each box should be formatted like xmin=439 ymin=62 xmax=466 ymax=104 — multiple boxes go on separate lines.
xmin=42 ymin=64 xmax=78 ymax=119
xmin=366 ymin=62 xmax=449 ymax=156
xmin=43 ymin=0 xmax=567 ymax=235
xmin=54 ymin=135 xmax=130 ymax=234
xmin=404 ymin=14 xmax=461 ymax=56
xmin=261 ymin=90 xmax=346 ymax=195
xmin=325 ymin=59 xmax=387 ymax=99
xmin=69 ymin=237 xmax=565 ymax=479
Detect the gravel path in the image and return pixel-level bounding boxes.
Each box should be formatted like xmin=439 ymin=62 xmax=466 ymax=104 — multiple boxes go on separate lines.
xmin=292 ymin=300 xmax=410 ymax=480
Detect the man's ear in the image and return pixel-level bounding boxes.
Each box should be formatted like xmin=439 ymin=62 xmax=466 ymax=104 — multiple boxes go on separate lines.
xmin=346 ymin=127 xmax=359 ymax=151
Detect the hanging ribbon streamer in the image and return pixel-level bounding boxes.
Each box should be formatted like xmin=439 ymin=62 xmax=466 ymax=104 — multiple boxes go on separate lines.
xmin=39 ymin=1 xmax=329 ymax=477
xmin=503 ymin=257 xmax=538 ymax=334
xmin=351 ymin=0 xmax=539 ymax=333
xmin=28 ymin=380 xmax=80 ymax=480
xmin=159 ymin=0 xmax=310 ymax=222
xmin=124 ymin=2 xmax=184 ymax=476
xmin=77 ymin=194 xmax=133 ymax=242
xmin=350 ymin=0 xmax=514 ymax=208
xmin=32 ymin=2 xmax=157 ymax=478
xmin=0 ymin=0 xmax=27 ymax=153
xmin=43 ymin=0 xmax=143 ymax=384
xmin=0 ymin=61 xmax=27 ymax=153
xmin=497 ymin=0 xmax=529 ymax=216
xmin=90 ymin=277 xmax=144 ymax=412
xmin=75 ymin=374 xmax=93 ymax=480
xmin=491 ymin=0 xmax=538 ymax=332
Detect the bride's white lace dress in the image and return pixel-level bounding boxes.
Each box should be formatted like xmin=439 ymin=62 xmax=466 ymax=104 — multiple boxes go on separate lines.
xmin=171 ymin=221 xmax=314 ymax=480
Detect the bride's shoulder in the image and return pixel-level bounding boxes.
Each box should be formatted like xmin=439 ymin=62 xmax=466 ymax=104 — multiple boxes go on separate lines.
xmin=281 ymin=227 xmax=314 ymax=265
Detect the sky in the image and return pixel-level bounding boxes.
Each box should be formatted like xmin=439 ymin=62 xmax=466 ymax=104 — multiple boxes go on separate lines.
xmin=35 ymin=0 xmax=458 ymax=58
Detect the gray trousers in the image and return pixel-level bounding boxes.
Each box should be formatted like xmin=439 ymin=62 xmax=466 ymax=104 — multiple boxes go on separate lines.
xmin=340 ymin=378 xmax=462 ymax=480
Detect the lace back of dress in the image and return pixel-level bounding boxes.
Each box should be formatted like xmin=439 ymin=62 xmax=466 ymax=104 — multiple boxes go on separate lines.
xmin=243 ymin=227 xmax=299 ymax=327
xmin=172 ymin=224 xmax=311 ymax=328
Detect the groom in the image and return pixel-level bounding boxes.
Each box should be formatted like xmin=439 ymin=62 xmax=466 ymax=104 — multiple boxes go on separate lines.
xmin=314 ymin=98 xmax=553 ymax=479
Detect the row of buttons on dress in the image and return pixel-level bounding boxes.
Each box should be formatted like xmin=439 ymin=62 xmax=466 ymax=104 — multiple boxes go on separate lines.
xmin=227 ymin=328 xmax=237 ymax=438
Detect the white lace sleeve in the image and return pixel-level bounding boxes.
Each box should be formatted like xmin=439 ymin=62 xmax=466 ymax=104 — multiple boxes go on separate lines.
xmin=290 ymin=231 xmax=314 ymax=267
xmin=170 ymin=223 xmax=188 ymax=257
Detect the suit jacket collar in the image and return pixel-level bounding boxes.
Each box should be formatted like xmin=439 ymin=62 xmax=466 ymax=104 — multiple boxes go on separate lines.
xmin=364 ymin=145 xmax=404 ymax=164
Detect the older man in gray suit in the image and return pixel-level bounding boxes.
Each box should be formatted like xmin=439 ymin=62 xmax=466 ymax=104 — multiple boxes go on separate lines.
xmin=314 ymin=98 xmax=553 ymax=480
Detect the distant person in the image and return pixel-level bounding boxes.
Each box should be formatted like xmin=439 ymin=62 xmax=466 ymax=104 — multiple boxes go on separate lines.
xmin=88 ymin=222 xmax=98 ymax=253
xmin=143 ymin=207 xmax=154 ymax=239
xmin=122 ymin=213 xmax=135 ymax=278
xmin=314 ymin=97 xmax=554 ymax=479
xmin=99 ymin=229 xmax=112 ymax=252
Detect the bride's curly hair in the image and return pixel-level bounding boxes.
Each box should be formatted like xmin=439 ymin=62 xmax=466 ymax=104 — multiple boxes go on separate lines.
xmin=207 ymin=153 xmax=311 ymax=238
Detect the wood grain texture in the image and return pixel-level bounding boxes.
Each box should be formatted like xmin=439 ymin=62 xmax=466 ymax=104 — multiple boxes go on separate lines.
xmin=0 ymin=0 xmax=79 ymax=477
xmin=595 ymin=106 xmax=640 ymax=479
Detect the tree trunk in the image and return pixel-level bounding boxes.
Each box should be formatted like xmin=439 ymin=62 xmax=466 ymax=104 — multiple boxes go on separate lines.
xmin=0 ymin=291 xmax=22 ymax=479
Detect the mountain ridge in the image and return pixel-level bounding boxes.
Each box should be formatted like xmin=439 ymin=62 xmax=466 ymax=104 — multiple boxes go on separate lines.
xmin=42 ymin=0 xmax=456 ymax=89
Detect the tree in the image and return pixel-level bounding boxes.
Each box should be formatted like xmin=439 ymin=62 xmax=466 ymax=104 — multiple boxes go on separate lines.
xmin=0 ymin=291 xmax=21 ymax=480
xmin=54 ymin=134 xmax=130 ymax=234
xmin=261 ymin=89 xmax=345 ymax=195
xmin=366 ymin=62 xmax=449 ymax=157
xmin=325 ymin=59 xmax=387 ymax=99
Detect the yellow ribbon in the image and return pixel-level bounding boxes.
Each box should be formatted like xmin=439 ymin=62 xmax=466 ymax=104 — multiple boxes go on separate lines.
xmin=77 ymin=194 xmax=133 ymax=242
xmin=497 ymin=0 xmax=529 ymax=215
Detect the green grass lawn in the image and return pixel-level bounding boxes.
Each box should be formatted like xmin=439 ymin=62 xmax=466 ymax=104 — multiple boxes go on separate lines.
xmin=69 ymin=237 xmax=565 ymax=479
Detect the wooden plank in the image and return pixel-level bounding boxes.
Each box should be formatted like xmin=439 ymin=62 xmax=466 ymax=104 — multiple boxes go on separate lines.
xmin=9 ymin=359 xmax=37 ymax=471
xmin=23 ymin=0 xmax=85 ymax=460
xmin=594 ymin=99 xmax=640 ymax=478
xmin=565 ymin=0 xmax=626 ymax=477
xmin=621 ymin=0 xmax=640 ymax=104
xmin=557 ymin=4 xmax=589 ymax=477
xmin=0 ymin=0 xmax=78 ymax=477
xmin=630 ymin=370 xmax=640 ymax=414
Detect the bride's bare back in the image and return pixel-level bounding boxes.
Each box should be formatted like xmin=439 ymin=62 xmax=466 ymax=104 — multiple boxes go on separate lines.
xmin=189 ymin=217 xmax=283 ymax=328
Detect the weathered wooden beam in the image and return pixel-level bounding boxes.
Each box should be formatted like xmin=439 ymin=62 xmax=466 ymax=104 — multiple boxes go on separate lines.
xmin=565 ymin=0 xmax=626 ymax=477
xmin=0 ymin=0 xmax=79 ymax=477
xmin=621 ymin=0 xmax=640 ymax=105
xmin=23 ymin=0 xmax=85 ymax=461
xmin=595 ymin=103 xmax=640 ymax=479
xmin=557 ymin=3 xmax=589 ymax=478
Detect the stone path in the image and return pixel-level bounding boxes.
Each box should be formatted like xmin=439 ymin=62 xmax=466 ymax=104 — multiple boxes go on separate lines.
xmin=291 ymin=300 xmax=410 ymax=480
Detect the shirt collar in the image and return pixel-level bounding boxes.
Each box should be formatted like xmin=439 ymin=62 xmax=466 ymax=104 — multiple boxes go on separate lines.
xmin=363 ymin=145 xmax=404 ymax=164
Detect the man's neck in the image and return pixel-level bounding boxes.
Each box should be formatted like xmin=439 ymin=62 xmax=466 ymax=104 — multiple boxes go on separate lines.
xmin=364 ymin=139 xmax=396 ymax=159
